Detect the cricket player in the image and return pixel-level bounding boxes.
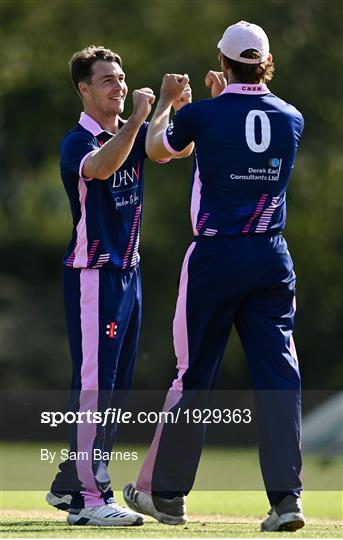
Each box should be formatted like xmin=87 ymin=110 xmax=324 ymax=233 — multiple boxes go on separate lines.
xmin=45 ymin=45 xmax=192 ymax=527
xmin=123 ymin=21 xmax=306 ymax=532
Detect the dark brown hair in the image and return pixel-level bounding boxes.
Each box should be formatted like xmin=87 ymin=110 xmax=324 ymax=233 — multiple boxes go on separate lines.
xmin=222 ymin=49 xmax=275 ymax=84
xmin=69 ymin=45 xmax=123 ymax=95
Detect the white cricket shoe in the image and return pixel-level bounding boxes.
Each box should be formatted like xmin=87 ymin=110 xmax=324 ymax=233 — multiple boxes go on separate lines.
xmin=123 ymin=482 xmax=187 ymax=525
xmin=46 ymin=490 xmax=72 ymax=512
xmin=261 ymin=495 xmax=305 ymax=532
xmin=67 ymin=501 xmax=144 ymax=526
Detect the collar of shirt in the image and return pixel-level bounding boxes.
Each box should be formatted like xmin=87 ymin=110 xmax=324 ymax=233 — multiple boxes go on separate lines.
xmin=79 ymin=111 xmax=125 ymax=136
xmin=220 ymin=83 xmax=270 ymax=96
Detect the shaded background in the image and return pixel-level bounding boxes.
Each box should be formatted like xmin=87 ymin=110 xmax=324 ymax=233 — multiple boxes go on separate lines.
xmin=1 ymin=0 xmax=343 ymax=391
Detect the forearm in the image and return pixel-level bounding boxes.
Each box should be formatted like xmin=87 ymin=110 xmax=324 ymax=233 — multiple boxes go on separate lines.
xmin=83 ymin=115 xmax=142 ymax=180
xmin=146 ymin=97 xmax=173 ymax=161
xmin=146 ymin=97 xmax=194 ymax=160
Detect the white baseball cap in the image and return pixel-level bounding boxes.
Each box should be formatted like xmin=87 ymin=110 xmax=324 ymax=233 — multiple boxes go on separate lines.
xmin=217 ymin=20 xmax=270 ymax=64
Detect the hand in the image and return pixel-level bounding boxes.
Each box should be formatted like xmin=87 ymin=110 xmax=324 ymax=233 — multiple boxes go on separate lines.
xmin=160 ymin=74 xmax=190 ymax=104
xmin=205 ymin=70 xmax=227 ymax=97
xmin=172 ymin=83 xmax=192 ymax=112
xmin=132 ymin=88 xmax=156 ymax=123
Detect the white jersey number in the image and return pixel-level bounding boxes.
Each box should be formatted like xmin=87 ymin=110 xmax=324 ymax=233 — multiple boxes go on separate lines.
xmin=245 ymin=110 xmax=271 ymax=153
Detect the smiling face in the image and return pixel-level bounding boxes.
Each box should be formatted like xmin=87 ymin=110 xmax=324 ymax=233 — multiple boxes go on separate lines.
xmin=79 ymin=60 xmax=128 ymax=119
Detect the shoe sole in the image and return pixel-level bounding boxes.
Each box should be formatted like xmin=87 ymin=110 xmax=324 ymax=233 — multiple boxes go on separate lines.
xmin=46 ymin=493 xmax=70 ymax=512
xmin=261 ymin=514 xmax=305 ymax=532
xmin=123 ymin=485 xmax=186 ymax=525
xmin=278 ymin=519 xmax=305 ymax=532
xmin=67 ymin=514 xmax=144 ymax=526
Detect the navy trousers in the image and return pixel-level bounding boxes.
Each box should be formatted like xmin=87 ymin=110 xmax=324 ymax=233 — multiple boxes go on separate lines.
xmin=137 ymin=235 xmax=302 ymax=506
xmin=51 ymin=265 xmax=142 ymax=508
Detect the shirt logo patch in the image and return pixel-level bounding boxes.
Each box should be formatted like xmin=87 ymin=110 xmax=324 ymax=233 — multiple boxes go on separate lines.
xmin=167 ymin=121 xmax=174 ymax=135
xmin=112 ymin=164 xmax=140 ymax=188
xmin=106 ymin=322 xmax=118 ymax=338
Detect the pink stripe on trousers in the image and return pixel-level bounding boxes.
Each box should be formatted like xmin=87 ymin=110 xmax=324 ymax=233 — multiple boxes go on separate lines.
xmin=136 ymin=242 xmax=196 ymax=494
xmin=77 ymin=269 xmax=102 ymax=507
xmin=136 ymin=388 xmax=183 ymax=494
xmin=172 ymin=242 xmax=196 ymax=391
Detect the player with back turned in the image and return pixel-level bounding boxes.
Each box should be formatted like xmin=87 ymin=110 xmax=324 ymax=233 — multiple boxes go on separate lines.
xmin=45 ymin=45 xmax=192 ymax=527
xmin=123 ymin=21 xmax=306 ymax=532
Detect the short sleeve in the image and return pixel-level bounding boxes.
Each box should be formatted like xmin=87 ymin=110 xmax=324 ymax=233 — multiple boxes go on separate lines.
xmin=163 ymin=103 xmax=197 ymax=155
xmin=297 ymin=111 xmax=305 ymax=137
xmin=60 ymin=130 xmax=98 ymax=180
xmin=292 ymin=109 xmax=305 ymax=146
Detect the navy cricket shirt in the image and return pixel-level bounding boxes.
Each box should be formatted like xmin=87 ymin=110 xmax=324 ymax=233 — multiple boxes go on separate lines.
xmin=60 ymin=113 xmax=148 ymax=270
xmin=163 ymin=83 xmax=304 ymax=236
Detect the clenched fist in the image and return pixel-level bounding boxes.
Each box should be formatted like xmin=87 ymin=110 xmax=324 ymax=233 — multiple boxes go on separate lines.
xmin=205 ymin=70 xmax=227 ymax=97
xmin=172 ymin=83 xmax=192 ymax=112
xmin=160 ymin=74 xmax=190 ymax=104
xmin=132 ymin=88 xmax=155 ymax=123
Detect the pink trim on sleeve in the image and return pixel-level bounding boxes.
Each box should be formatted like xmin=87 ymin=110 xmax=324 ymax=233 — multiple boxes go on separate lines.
xmin=156 ymin=158 xmax=172 ymax=164
xmin=79 ymin=150 xmax=98 ymax=181
xmin=162 ymin=129 xmax=185 ymax=155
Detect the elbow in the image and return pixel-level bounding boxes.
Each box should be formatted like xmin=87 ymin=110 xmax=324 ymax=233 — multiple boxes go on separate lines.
xmin=177 ymin=149 xmax=193 ymax=159
xmin=178 ymin=143 xmax=194 ymax=159
xmin=97 ymin=171 xmax=112 ymax=181
xmin=146 ymin=148 xmax=163 ymax=161
xmin=172 ymin=144 xmax=194 ymax=160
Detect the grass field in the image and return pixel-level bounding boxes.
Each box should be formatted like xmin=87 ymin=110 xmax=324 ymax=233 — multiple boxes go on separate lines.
xmin=0 ymin=443 xmax=342 ymax=537
xmin=1 ymin=490 xmax=342 ymax=538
